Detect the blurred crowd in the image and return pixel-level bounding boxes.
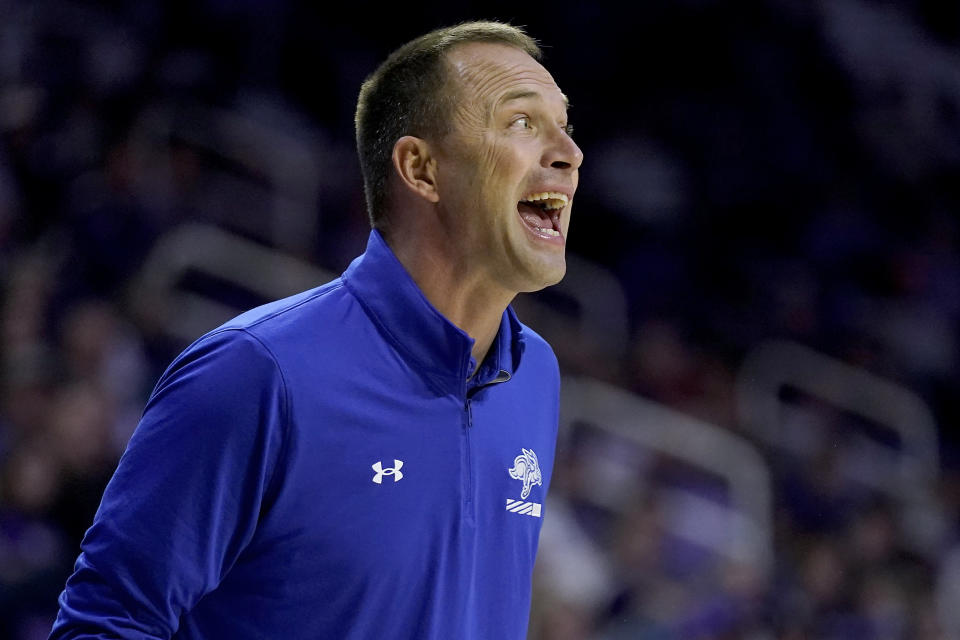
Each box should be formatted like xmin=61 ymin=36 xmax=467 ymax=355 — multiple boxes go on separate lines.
xmin=1 ymin=0 xmax=960 ymax=638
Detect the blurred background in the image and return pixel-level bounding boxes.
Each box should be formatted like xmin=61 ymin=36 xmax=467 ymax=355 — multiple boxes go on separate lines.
xmin=1 ymin=0 xmax=959 ymax=638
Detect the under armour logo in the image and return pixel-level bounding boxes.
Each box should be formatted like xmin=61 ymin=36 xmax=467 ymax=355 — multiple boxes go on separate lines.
xmin=372 ymin=459 xmax=404 ymax=484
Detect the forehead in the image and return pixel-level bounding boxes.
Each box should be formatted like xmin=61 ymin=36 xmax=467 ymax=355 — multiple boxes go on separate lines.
xmin=445 ymin=42 xmax=566 ymax=108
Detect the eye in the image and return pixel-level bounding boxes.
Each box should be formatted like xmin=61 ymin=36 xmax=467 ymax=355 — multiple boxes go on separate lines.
xmin=563 ymin=123 xmax=574 ymax=137
xmin=510 ymin=116 xmax=532 ymax=130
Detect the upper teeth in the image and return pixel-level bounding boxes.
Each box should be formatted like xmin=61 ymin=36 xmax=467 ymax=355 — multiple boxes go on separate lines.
xmin=521 ymin=192 xmax=569 ymax=210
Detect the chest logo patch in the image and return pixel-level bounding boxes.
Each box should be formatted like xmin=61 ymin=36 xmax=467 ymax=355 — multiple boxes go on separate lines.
xmin=508 ymin=448 xmax=542 ymax=499
xmin=372 ymin=459 xmax=404 ymax=484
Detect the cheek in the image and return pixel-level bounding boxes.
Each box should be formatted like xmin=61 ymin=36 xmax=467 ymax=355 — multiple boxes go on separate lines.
xmin=476 ymin=140 xmax=506 ymax=182
xmin=478 ymin=135 xmax=527 ymax=184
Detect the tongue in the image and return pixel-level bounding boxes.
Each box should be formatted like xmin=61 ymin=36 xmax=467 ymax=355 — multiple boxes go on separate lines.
xmin=518 ymin=202 xmax=550 ymax=229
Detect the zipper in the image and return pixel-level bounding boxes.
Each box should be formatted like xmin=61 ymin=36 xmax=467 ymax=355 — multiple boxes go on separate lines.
xmin=462 ymin=397 xmax=474 ymax=525
xmin=461 ymin=369 xmax=509 ymax=525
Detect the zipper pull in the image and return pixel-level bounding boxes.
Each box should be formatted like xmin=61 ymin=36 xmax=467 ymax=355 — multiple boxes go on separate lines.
xmin=465 ymin=399 xmax=473 ymax=429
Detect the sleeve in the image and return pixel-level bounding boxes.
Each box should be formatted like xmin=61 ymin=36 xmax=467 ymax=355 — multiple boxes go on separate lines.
xmin=49 ymin=328 xmax=289 ymax=639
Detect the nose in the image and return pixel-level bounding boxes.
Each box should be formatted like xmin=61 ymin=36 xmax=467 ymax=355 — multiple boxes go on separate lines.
xmin=543 ymin=126 xmax=583 ymax=171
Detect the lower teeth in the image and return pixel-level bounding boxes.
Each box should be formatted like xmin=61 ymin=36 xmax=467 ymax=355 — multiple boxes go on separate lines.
xmin=535 ymin=226 xmax=560 ymax=237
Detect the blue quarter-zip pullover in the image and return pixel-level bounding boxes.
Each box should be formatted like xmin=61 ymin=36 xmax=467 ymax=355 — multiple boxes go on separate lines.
xmin=51 ymin=229 xmax=560 ymax=639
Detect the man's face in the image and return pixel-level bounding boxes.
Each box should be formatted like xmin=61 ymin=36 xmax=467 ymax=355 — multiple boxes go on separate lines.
xmin=432 ymin=42 xmax=583 ymax=294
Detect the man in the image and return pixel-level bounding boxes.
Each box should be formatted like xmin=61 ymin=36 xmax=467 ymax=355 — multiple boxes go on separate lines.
xmin=51 ymin=20 xmax=582 ymax=639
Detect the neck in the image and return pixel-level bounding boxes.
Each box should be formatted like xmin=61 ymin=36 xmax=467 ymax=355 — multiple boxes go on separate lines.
xmin=385 ymin=229 xmax=513 ymax=368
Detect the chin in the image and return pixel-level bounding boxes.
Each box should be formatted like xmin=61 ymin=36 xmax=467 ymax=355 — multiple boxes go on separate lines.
xmin=518 ymin=261 xmax=567 ymax=293
xmin=542 ymin=267 xmax=567 ymax=288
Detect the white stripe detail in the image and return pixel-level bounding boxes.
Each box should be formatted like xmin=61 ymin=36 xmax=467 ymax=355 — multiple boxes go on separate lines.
xmin=504 ymin=498 xmax=542 ymax=518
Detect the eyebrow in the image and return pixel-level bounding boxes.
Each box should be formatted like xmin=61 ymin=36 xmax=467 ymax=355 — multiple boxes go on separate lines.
xmin=500 ymin=89 xmax=571 ymax=109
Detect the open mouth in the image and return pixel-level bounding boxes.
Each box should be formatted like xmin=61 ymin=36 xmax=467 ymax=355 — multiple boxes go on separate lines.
xmin=517 ymin=191 xmax=568 ymax=239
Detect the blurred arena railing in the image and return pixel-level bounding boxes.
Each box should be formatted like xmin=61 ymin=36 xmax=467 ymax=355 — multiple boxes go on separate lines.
xmin=736 ymin=339 xmax=946 ymax=555
xmin=129 ymin=102 xmax=325 ymax=255
xmin=128 ymin=222 xmax=335 ymax=343
xmin=560 ymin=376 xmax=774 ymax=578
xmin=514 ymin=256 xmax=630 ymax=380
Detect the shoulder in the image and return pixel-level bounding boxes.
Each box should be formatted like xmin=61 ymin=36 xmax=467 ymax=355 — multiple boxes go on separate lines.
xmin=219 ymin=277 xmax=349 ymax=336
xmin=179 ymin=277 xmax=354 ymax=359
xmin=155 ymin=277 xmax=365 ymax=395
xmin=150 ymin=326 xmax=287 ymax=413
xmin=152 ymin=280 xmax=348 ymax=390
xmin=517 ymin=321 xmax=560 ymax=382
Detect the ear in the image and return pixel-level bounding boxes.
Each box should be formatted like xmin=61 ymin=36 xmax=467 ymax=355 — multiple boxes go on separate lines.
xmin=391 ymin=136 xmax=440 ymax=204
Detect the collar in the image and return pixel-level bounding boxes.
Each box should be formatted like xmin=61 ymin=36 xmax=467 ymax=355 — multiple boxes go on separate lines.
xmin=342 ymin=230 xmax=525 ymax=396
